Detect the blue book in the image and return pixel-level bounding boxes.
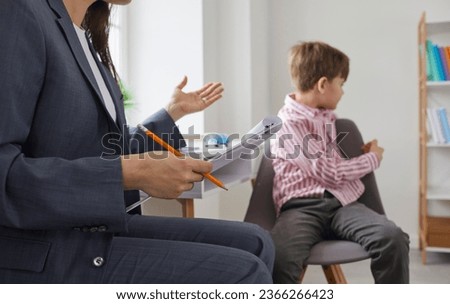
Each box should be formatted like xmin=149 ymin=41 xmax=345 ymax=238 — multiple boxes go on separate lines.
xmin=426 ymin=40 xmax=438 ymax=81
xmin=433 ymin=44 xmax=445 ymax=81
xmin=437 ymin=107 xmax=450 ymax=143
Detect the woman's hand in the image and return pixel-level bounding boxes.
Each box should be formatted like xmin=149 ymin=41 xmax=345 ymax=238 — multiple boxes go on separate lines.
xmin=121 ymin=152 xmax=213 ymax=199
xmin=166 ymin=76 xmax=224 ymax=122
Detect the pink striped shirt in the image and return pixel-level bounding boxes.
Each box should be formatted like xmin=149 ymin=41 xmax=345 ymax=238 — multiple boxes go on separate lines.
xmin=271 ymin=94 xmax=380 ymax=215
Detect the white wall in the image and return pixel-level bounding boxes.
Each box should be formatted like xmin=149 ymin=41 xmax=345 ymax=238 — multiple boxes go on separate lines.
xmin=202 ymin=0 xmax=272 ymax=220
xmin=126 ymin=0 xmax=204 ymax=133
xmin=123 ymin=0 xmax=450 ymax=248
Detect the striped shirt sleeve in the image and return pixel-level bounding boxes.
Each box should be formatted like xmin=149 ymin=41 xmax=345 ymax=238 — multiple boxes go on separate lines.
xmin=277 ymin=119 xmax=380 ymax=189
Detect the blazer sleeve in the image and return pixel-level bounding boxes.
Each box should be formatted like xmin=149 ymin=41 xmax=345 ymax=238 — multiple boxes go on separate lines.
xmin=0 ymin=1 xmax=127 ymax=232
xmin=128 ymin=109 xmax=187 ymax=154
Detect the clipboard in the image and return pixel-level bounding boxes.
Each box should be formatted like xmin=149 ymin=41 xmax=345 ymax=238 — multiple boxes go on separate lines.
xmin=126 ymin=115 xmax=283 ymax=212
xmin=207 ymin=115 xmax=283 ymax=172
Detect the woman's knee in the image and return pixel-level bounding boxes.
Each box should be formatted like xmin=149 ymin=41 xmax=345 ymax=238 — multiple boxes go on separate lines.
xmin=245 ymin=254 xmax=274 ymax=283
xmin=226 ymin=249 xmax=273 ymax=283
xmin=236 ymin=223 xmax=275 ymax=262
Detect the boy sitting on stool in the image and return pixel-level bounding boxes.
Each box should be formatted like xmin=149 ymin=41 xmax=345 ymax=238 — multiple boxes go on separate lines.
xmin=270 ymin=41 xmax=409 ymax=283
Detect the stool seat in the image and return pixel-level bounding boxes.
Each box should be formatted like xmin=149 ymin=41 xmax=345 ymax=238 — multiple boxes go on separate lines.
xmin=306 ymin=240 xmax=370 ymax=265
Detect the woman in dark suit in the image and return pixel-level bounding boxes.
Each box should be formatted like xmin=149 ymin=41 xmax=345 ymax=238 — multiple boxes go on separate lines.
xmin=0 ymin=0 xmax=274 ymax=283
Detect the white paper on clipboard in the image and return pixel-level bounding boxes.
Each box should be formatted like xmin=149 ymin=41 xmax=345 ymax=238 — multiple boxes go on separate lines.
xmin=208 ymin=115 xmax=283 ymax=172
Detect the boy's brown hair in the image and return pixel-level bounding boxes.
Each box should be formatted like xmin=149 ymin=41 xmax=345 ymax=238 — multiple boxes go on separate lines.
xmin=289 ymin=41 xmax=349 ymax=92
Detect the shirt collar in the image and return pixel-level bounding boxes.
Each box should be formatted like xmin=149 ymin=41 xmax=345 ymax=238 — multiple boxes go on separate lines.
xmin=284 ymin=93 xmax=336 ymax=121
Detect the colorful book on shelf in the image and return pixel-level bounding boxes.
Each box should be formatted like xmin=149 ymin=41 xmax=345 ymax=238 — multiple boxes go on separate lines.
xmin=425 ymin=47 xmax=432 ymax=80
xmin=434 ymin=108 xmax=446 ymax=143
xmin=426 ymin=40 xmax=438 ymax=81
xmin=437 ymin=107 xmax=450 ymax=143
xmin=427 ymin=108 xmax=440 ymax=143
xmin=433 ymin=44 xmax=445 ymax=81
xmin=428 ymin=108 xmax=446 ymax=144
xmin=440 ymin=47 xmax=449 ymax=80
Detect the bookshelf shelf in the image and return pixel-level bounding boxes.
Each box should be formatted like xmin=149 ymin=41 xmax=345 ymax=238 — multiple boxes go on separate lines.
xmin=427 ymin=188 xmax=450 ymax=200
xmin=427 ymin=20 xmax=450 ymax=35
xmin=425 ymin=246 xmax=450 ymax=253
xmin=426 ymin=81 xmax=450 ymax=87
xmin=426 ymin=143 xmax=450 ymax=148
xmin=418 ymin=12 xmax=450 ymax=264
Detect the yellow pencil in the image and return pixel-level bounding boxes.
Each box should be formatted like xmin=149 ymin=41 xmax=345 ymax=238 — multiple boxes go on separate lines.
xmin=137 ymin=124 xmax=228 ymax=191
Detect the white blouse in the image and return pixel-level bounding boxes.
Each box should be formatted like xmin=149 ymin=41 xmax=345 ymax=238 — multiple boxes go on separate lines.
xmin=73 ymin=24 xmax=117 ymax=122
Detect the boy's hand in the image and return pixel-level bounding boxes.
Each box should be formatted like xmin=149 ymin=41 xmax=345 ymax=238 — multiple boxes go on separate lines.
xmin=362 ymin=142 xmax=371 ymax=154
xmin=362 ymin=139 xmax=384 ymax=162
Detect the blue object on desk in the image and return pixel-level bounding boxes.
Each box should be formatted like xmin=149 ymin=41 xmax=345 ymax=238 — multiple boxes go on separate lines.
xmin=204 ymin=133 xmax=228 ymax=147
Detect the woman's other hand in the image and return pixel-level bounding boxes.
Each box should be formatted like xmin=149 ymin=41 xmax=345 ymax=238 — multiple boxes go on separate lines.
xmin=166 ymin=76 xmax=224 ymax=121
xmin=121 ymin=152 xmax=213 ymax=199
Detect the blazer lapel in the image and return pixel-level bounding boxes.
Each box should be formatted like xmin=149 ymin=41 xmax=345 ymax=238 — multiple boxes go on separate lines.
xmin=86 ymin=37 xmax=127 ymax=135
xmin=96 ymin=64 xmax=129 ymax=147
xmin=47 ymin=0 xmax=120 ymax=132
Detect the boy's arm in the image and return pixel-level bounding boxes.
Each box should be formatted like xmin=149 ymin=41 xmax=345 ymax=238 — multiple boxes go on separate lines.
xmin=275 ymin=120 xmax=380 ymax=189
xmin=363 ymin=139 xmax=384 ymax=161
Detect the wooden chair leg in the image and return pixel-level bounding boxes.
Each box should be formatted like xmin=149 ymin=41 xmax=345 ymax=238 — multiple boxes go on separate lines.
xmin=177 ymin=198 xmax=194 ymax=218
xmin=297 ymin=265 xmax=308 ymax=283
xmin=322 ymin=264 xmax=347 ymax=284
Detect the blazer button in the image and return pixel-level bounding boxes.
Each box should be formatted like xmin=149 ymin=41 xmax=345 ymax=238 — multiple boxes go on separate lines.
xmin=98 ymin=225 xmax=108 ymax=232
xmin=93 ymin=257 xmax=105 ymax=267
xmin=90 ymin=226 xmax=98 ymax=233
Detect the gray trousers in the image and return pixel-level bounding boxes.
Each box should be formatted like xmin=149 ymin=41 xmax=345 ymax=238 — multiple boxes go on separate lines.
xmin=101 ymin=214 xmax=274 ymax=283
xmin=271 ymin=197 xmax=409 ymax=283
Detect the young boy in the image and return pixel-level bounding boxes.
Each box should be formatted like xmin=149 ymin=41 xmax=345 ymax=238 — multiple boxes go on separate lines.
xmin=270 ymin=41 xmax=409 ymax=283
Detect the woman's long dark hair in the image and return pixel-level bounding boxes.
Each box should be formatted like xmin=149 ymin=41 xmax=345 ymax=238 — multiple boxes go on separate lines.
xmin=82 ymin=1 xmax=118 ymax=82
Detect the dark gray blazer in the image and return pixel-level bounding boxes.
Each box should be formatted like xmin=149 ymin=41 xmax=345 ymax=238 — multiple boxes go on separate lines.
xmin=0 ymin=0 xmax=184 ymax=282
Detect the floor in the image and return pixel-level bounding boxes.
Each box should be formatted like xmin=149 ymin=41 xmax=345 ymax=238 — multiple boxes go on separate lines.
xmin=301 ymin=249 xmax=450 ymax=284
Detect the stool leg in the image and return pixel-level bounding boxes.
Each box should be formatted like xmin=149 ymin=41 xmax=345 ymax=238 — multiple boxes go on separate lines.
xmin=322 ymin=264 xmax=347 ymax=284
